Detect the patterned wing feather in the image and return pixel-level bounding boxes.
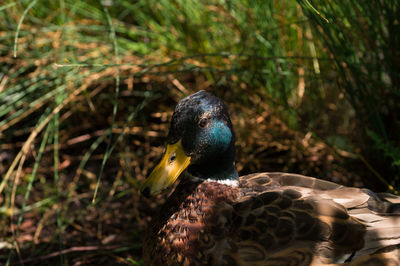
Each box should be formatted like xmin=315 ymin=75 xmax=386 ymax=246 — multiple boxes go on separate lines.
xmin=221 ymin=173 xmax=400 ymax=265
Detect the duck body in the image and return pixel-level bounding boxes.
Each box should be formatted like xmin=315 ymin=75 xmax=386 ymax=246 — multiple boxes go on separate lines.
xmin=142 ymin=91 xmax=400 ymax=265
xmin=144 ymin=172 xmax=400 ymax=265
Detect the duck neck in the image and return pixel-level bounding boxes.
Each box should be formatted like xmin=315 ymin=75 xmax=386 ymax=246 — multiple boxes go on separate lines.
xmin=187 ymin=146 xmax=238 ymax=181
xmin=188 ymin=162 xmax=238 ymax=181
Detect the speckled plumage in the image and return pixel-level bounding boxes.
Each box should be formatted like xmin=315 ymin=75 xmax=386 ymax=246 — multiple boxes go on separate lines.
xmin=144 ymin=172 xmax=400 ymax=265
xmin=142 ymin=91 xmax=400 ymax=265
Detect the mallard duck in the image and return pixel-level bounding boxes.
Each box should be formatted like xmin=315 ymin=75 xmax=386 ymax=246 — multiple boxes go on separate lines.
xmin=141 ymin=90 xmax=400 ymax=265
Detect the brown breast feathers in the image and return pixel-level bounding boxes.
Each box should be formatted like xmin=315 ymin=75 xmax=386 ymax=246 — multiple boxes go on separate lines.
xmin=143 ymin=177 xmax=240 ymax=265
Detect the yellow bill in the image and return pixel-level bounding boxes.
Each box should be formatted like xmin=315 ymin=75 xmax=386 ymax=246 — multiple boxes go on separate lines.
xmin=141 ymin=140 xmax=191 ymax=196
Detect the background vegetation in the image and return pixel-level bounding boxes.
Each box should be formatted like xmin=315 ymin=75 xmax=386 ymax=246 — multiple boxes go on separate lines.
xmin=0 ymin=0 xmax=399 ymax=264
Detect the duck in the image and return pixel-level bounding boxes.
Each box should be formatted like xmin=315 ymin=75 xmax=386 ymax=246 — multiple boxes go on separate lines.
xmin=141 ymin=90 xmax=400 ymax=265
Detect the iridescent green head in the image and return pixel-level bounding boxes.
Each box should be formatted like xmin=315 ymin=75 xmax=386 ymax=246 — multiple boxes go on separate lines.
xmin=142 ymin=90 xmax=238 ymax=196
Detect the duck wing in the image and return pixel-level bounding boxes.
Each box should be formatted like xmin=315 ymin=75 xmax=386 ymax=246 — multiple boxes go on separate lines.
xmin=222 ymin=173 xmax=400 ymax=265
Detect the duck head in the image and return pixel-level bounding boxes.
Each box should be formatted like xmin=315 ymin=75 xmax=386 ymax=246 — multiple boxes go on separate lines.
xmin=141 ymin=90 xmax=238 ymax=196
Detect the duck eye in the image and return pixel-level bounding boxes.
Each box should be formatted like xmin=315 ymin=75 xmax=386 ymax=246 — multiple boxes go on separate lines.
xmin=198 ymin=117 xmax=208 ymax=128
xmin=169 ymin=153 xmax=176 ymax=163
